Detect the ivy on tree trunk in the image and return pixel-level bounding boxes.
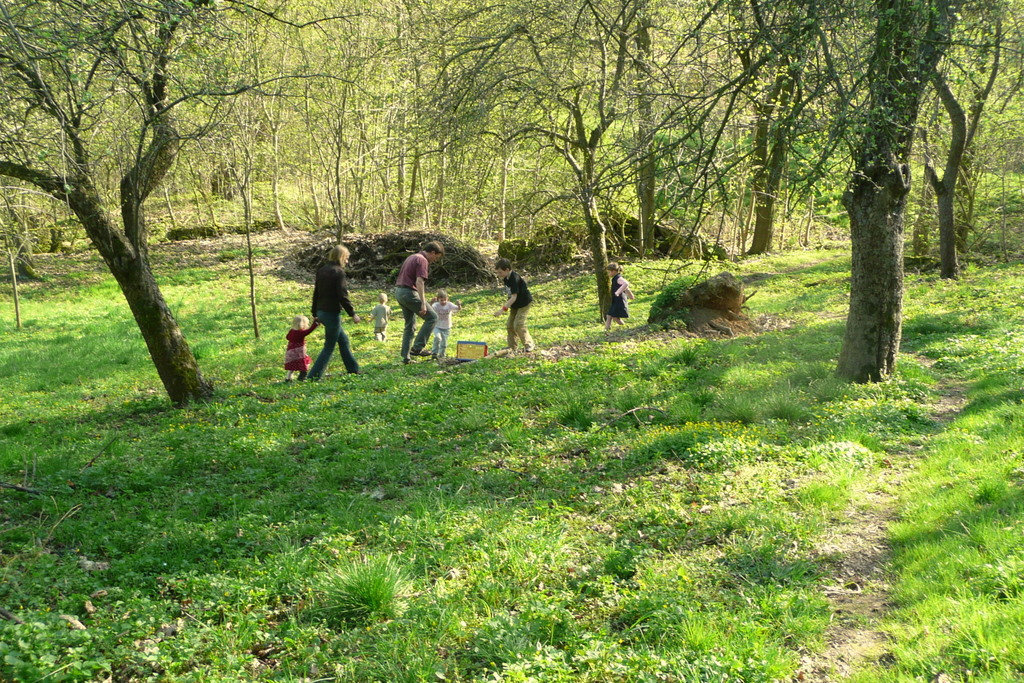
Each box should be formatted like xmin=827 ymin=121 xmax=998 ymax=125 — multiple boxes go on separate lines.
xmin=837 ymin=0 xmax=958 ymax=382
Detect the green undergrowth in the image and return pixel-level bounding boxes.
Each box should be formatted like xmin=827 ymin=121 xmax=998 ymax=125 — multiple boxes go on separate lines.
xmin=855 ymin=265 xmax=1024 ymax=681
xmin=0 ymin=246 xmax=1018 ymax=681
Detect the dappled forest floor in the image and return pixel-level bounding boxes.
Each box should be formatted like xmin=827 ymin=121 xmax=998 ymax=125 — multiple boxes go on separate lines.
xmin=22 ymin=229 xmax=324 ymax=287
xmin=3 ymin=241 xmax=1024 ymax=682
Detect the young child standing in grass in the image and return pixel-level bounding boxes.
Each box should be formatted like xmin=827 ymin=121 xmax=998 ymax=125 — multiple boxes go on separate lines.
xmin=284 ymin=315 xmax=319 ymax=381
xmin=605 ymin=262 xmax=634 ymax=332
xmin=370 ymin=292 xmax=392 ymax=341
xmin=493 ymin=258 xmax=535 ymax=352
xmin=431 ymin=290 xmax=462 ymax=359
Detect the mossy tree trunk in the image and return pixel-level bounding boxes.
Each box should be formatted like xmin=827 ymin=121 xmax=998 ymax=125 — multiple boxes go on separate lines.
xmin=837 ymin=0 xmax=956 ymax=382
xmin=89 ymin=176 xmax=212 ymax=404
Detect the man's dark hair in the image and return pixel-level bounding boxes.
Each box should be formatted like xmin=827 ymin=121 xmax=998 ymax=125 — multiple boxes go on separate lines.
xmin=422 ymin=241 xmax=445 ymax=255
xmin=495 ymin=257 xmax=512 ymax=271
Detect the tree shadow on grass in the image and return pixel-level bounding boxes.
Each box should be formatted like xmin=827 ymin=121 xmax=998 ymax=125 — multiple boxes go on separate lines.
xmin=0 ymin=293 xmax=989 ymax=605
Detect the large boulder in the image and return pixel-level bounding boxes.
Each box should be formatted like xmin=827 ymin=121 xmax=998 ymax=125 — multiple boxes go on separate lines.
xmin=293 ymin=230 xmax=491 ymax=285
xmin=648 ymin=272 xmax=751 ymax=335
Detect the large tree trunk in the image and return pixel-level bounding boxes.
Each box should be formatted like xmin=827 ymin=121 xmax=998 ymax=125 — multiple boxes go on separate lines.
xmin=935 ymin=183 xmax=959 ymax=278
xmin=836 ymin=0 xmax=954 ymax=382
xmin=747 ymin=72 xmax=796 ymax=256
xmin=925 ymin=74 xmax=967 ymax=279
xmin=578 ymin=145 xmax=611 ymax=319
xmin=922 ymin=19 xmax=999 ymax=277
xmin=838 ymin=166 xmax=908 ymax=381
xmin=5 ymin=242 xmax=20 ymax=330
xmin=747 ymin=115 xmax=776 ymax=255
xmin=584 ymin=195 xmax=611 ymax=319
xmin=634 ymin=13 xmax=656 ymax=256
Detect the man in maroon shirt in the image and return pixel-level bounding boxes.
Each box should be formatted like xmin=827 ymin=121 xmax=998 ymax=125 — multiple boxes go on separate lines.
xmin=394 ymin=241 xmax=444 ymax=363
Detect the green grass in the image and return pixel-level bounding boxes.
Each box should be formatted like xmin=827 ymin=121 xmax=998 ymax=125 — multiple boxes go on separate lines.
xmin=852 ymin=264 xmax=1024 ymax=681
xmin=1 ymin=244 xmax=1022 ymax=680
xmin=313 ymin=555 xmax=411 ymax=627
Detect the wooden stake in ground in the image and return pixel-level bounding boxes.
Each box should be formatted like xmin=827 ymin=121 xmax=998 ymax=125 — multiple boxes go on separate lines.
xmin=6 ymin=243 xmax=20 ymax=329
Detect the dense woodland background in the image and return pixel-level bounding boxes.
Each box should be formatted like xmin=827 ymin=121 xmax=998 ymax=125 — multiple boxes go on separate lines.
xmin=2 ymin=0 xmax=1024 ymax=399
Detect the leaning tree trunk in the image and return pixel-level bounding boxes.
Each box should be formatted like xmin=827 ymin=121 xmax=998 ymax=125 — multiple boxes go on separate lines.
xmin=77 ymin=185 xmax=212 ymax=404
xmin=242 ymin=183 xmax=260 ymax=340
xmin=113 ymin=252 xmax=213 ymax=404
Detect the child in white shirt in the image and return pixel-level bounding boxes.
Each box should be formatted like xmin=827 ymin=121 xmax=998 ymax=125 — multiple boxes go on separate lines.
xmin=431 ymin=290 xmax=463 ymax=359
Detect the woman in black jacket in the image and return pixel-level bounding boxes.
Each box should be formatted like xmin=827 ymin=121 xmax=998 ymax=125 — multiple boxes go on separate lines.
xmin=308 ymin=245 xmax=362 ymax=378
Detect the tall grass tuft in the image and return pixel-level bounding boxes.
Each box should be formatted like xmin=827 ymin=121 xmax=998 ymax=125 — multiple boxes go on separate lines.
xmin=708 ymin=393 xmax=761 ymax=424
xmin=555 ymin=397 xmax=594 ymax=430
xmin=316 ymin=555 xmax=411 ymax=627
xmin=762 ymin=389 xmax=811 ymax=422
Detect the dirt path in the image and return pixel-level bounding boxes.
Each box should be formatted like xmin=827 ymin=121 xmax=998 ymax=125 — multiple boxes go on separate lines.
xmin=796 ymin=362 xmax=968 ymax=680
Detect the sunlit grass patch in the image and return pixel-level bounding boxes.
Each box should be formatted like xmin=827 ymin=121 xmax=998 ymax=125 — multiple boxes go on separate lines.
xmin=6 ymin=247 xmax=1022 ymax=682
xmin=312 ymin=554 xmax=411 ymax=627
xmin=608 ymin=382 xmax=659 ymax=413
xmin=633 ymin=423 xmax=782 ymax=471
xmin=762 ymin=387 xmax=813 ymax=422
xmin=467 ymin=597 xmax=577 ymax=672
xmin=554 ymin=397 xmax=595 ymax=430
xmin=793 ymin=479 xmax=851 ymax=511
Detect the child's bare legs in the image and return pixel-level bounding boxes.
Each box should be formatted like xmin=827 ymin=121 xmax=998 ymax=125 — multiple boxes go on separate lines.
xmin=285 ymin=370 xmax=295 ymax=382
xmin=605 ymin=315 xmax=622 ymax=331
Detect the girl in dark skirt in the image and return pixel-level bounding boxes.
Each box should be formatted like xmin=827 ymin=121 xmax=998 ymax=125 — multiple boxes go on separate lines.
xmin=605 ymin=262 xmax=634 ymax=331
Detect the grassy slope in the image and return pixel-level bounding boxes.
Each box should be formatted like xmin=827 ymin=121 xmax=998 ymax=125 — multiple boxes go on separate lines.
xmin=856 ymin=267 xmax=1024 ymax=682
xmin=0 ymin=246 xmax=1021 ymax=681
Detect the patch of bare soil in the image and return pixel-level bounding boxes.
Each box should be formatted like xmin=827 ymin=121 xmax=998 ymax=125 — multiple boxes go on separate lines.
xmin=795 ymin=362 xmax=968 ymax=681
xmin=796 ymin=473 xmax=902 ymax=681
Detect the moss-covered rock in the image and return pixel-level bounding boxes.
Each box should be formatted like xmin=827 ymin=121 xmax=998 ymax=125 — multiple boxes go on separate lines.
xmin=497 ymin=235 xmax=576 ymax=269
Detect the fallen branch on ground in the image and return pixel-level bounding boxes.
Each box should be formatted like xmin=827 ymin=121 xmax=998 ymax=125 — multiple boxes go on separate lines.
xmin=603 ymin=406 xmax=667 ymax=429
xmin=0 ymin=481 xmax=43 ymax=495
xmin=0 ymin=607 xmax=25 ymax=624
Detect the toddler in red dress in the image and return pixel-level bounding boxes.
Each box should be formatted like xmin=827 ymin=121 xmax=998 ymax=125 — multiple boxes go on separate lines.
xmin=284 ymin=315 xmax=320 ymax=382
